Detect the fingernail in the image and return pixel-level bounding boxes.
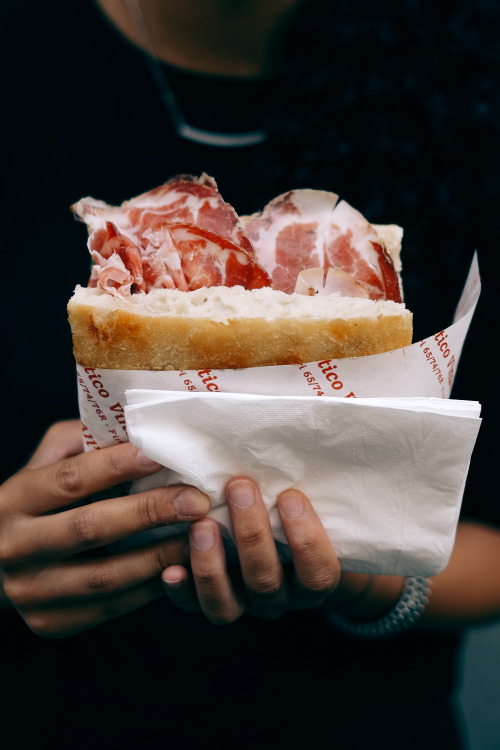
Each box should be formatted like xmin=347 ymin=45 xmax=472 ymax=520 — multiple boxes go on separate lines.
xmin=174 ymin=489 xmax=209 ymax=518
xmin=162 ymin=568 xmax=186 ymax=590
xmin=280 ymin=490 xmax=305 ymax=518
xmin=226 ymin=480 xmax=255 ymax=509
xmin=136 ymin=448 xmax=162 ymax=468
xmin=162 ymin=576 xmax=184 ymax=590
xmin=191 ymin=521 xmax=215 ymax=550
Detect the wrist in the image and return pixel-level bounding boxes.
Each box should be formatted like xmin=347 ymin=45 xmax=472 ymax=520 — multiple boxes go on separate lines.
xmin=326 ymin=571 xmax=406 ymax=621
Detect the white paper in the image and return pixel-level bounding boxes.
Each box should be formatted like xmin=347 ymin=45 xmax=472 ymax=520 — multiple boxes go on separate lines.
xmin=74 ymin=255 xmax=482 ymax=576
xmin=124 ymin=391 xmax=481 ymax=576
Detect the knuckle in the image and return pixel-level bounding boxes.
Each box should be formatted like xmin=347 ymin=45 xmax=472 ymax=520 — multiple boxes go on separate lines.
xmin=194 ymin=567 xmax=222 ymax=593
xmin=0 ymin=481 xmax=12 ymax=513
xmin=0 ymin=523 xmax=30 ymax=569
xmin=150 ymin=543 xmax=181 ymax=575
xmin=105 ymin=448 xmax=127 ymax=481
xmin=46 ymin=421 xmax=67 ymax=441
xmin=24 ymin=611 xmax=68 ymax=639
xmin=306 ymin=577 xmax=335 ymax=597
xmin=248 ymin=572 xmax=282 ymax=597
xmin=237 ymin=525 xmax=267 ymax=550
xmin=294 ymin=537 xmax=317 ymax=558
xmin=54 ymin=457 xmax=86 ymax=496
xmin=137 ymin=492 xmax=162 ymax=528
xmin=0 ymin=538 xmax=20 ymax=569
xmin=1 ymin=575 xmax=26 ymax=606
xmin=301 ymin=564 xmax=338 ymax=596
xmin=86 ymin=565 xmax=118 ymax=595
xmin=204 ymin=604 xmax=242 ymax=626
xmin=68 ymin=508 xmax=101 ymax=546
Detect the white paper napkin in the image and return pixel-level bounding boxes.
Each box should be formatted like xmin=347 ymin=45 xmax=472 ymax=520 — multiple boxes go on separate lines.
xmin=124 ymin=390 xmax=481 ymax=576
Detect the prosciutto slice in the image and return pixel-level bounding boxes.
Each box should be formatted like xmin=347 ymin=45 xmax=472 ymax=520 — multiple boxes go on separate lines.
xmin=84 ymin=219 xmax=270 ymax=298
xmin=243 ymin=189 xmax=402 ymax=302
xmin=143 ymin=222 xmax=271 ymax=291
xmin=73 ymin=174 xmax=271 ymax=298
xmin=89 ymin=222 xmax=147 ymax=294
xmin=73 ymin=173 xmax=254 ymax=257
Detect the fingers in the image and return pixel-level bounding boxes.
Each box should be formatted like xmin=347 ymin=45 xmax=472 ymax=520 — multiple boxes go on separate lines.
xmin=4 ymin=535 xmax=192 ymax=638
xmin=1 ymin=483 xmax=210 ymax=565
xmin=161 ymin=565 xmax=202 ymax=614
xmin=5 ymin=441 xmax=169 ymax=515
xmin=4 ymin=536 xmax=188 ymax=609
xmin=22 ymin=578 xmax=165 ymax=638
xmin=277 ymin=488 xmax=340 ymax=608
xmin=187 ymin=519 xmax=244 ymax=624
xmin=0 ymin=422 xmax=214 ymax=637
xmin=225 ymin=478 xmax=287 ymax=618
xmin=179 ymin=478 xmax=289 ymax=624
xmin=175 ymin=479 xmax=341 ymax=624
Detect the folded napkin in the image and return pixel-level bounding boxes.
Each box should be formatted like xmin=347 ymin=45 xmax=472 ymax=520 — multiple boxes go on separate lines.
xmin=124 ymin=390 xmax=481 ymax=576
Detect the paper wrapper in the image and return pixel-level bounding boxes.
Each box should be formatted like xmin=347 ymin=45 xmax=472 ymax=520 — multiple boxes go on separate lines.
xmin=75 ymin=255 xmax=482 ymax=575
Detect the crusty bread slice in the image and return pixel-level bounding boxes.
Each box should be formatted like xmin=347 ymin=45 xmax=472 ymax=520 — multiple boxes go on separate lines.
xmin=67 ymin=284 xmax=412 ymax=370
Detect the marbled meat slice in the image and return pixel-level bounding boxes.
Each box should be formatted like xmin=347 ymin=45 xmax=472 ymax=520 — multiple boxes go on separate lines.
xmin=72 ymin=173 xmax=254 ymax=256
xmin=244 ymin=189 xmax=401 ymax=302
xmin=146 ymin=223 xmax=272 ymax=291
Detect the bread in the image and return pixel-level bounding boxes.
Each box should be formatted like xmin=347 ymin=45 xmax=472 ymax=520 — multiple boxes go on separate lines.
xmin=67 ymin=283 xmax=412 ymax=370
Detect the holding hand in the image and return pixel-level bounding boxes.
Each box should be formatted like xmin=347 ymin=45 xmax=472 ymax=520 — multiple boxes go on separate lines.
xmin=162 ymin=477 xmax=347 ymax=623
xmin=0 ymin=420 xmax=210 ymax=637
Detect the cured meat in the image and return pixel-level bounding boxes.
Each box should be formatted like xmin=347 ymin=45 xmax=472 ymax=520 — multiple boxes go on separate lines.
xmin=89 ymin=222 xmax=147 ymax=293
xmin=84 ymin=219 xmax=270 ymax=299
xmin=294 ymin=267 xmax=371 ymax=298
xmin=72 ymin=173 xmax=254 ymax=256
xmin=72 ymin=174 xmax=272 ymax=298
xmin=243 ymin=189 xmax=402 ymax=302
xmin=73 ymin=175 xmax=401 ymax=303
xmin=144 ymin=223 xmax=271 ymax=291
xmin=88 ymin=249 xmax=137 ymax=299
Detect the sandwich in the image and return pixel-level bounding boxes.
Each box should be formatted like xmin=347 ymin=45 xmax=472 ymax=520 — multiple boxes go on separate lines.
xmin=67 ymin=174 xmax=412 ymax=370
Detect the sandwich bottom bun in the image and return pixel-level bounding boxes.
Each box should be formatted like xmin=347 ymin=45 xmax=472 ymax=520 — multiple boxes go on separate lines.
xmin=67 ymin=284 xmax=413 ymax=371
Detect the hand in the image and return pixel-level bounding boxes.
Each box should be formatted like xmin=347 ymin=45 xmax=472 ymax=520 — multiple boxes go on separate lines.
xmin=0 ymin=421 xmax=210 ymax=637
xmin=162 ymin=477 xmax=346 ymax=624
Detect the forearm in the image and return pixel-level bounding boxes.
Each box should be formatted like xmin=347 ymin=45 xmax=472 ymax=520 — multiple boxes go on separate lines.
xmin=422 ymin=520 xmax=500 ymax=627
xmin=329 ymin=521 xmax=500 ymax=629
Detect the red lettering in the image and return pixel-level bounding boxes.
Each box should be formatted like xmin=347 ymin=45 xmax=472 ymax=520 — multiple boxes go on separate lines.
xmin=197 ymin=369 xmax=219 ymax=391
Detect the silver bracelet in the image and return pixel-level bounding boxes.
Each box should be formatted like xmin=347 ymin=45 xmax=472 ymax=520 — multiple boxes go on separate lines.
xmin=328 ymin=576 xmax=432 ymax=639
